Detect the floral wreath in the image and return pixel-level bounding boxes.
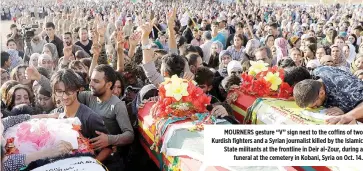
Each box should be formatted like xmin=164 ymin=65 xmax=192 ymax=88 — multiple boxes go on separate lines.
xmin=227 ymin=61 xmax=293 ymax=103
xmin=149 ymin=75 xmax=214 ymax=152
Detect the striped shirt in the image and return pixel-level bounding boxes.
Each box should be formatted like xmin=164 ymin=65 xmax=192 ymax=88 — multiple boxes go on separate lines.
xmin=227 ymin=45 xmax=245 ymax=61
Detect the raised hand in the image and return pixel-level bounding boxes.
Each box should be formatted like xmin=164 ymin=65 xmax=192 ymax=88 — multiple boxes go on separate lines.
xmin=167 ymin=8 xmax=176 ymax=30
xmin=139 ymin=18 xmax=157 ymax=39
xmin=129 ymin=31 xmax=141 ymax=47
xmin=97 ymin=21 xmax=107 ymax=37
xmin=25 ymin=66 xmax=41 ymax=81
xmin=115 ymin=30 xmax=126 ymax=51
xmin=92 ymin=29 xmax=99 ymax=44
xmin=91 ymin=42 xmax=102 ymax=57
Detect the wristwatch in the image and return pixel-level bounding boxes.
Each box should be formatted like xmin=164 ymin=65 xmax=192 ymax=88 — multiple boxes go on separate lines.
xmin=142 ymin=44 xmax=152 ymax=50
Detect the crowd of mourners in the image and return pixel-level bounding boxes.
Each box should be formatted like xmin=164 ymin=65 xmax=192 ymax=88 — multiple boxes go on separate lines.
xmin=1 ymin=0 xmax=363 ymax=170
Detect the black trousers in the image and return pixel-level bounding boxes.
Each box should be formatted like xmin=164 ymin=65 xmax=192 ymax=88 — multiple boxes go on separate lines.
xmin=103 ymin=152 xmax=125 ymax=171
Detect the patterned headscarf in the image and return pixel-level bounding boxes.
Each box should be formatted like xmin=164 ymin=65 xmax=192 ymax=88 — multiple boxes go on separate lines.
xmin=211 ymin=41 xmax=223 ymax=54
xmin=43 ymin=43 xmax=59 ymax=61
xmin=330 ymin=44 xmax=347 ymax=67
xmin=244 ymin=39 xmax=260 ymax=59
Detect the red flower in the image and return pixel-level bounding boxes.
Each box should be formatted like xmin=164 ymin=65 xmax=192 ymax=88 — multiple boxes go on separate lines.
xmin=255 ymin=71 xmax=268 ymax=79
xmin=270 ymin=66 xmax=279 ymax=72
xmin=251 ymin=79 xmax=271 ymax=97
xmin=159 ymin=86 xmax=166 ymax=99
xmin=165 ymin=107 xmax=172 ymax=115
xmin=278 ymin=69 xmax=285 ymax=80
xmin=278 ymin=82 xmax=293 ymax=99
xmin=182 ymin=96 xmax=193 ymax=102
xmin=241 ymin=73 xmax=254 ymax=91
xmin=191 ymin=87 xmax=204 ymax=98
xmin=163 ymin=98 xmax=172 ymax=106
xmin=200 ymin=95 xmax=211 ymax=105
xmin=187 ymin=82 xmax=196 ymax=93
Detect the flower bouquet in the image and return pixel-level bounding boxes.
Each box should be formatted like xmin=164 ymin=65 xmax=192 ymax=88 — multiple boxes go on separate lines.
xmin=149 ymin=75 xmax=214 ymax=152
xmin=239 ymin=61 xmax=293 ymax=99
xmin=4 ymin=118 xmax=94 ymax=157
xmin=154 ymin=75 xmax=211 ymax=118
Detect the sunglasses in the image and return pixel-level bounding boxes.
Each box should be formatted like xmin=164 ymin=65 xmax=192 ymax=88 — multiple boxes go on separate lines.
xmin=307 ymin=67 xmax=315 ymax=71
xmin=126 ymin=86 xmax=141 ymax=93
xmin=231 ymin=71 xmax=243 ymax=75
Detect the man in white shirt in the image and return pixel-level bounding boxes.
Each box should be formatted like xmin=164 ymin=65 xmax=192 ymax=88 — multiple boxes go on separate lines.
xmin=200 ymin=31 xmax=213 ymax=63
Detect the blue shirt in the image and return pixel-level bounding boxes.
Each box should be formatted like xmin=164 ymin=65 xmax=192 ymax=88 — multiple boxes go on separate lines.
xmin=313 ymin=66 xmax=363 ymax=113
xmin=212 ymin=33 xmax=226 ymax=49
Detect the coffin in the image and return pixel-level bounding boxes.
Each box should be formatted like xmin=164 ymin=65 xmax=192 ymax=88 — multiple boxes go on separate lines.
xmin=228 ymin=91 xmax=354 ymax=171
xmin=137 ymin=102 xmax=298 ymax=171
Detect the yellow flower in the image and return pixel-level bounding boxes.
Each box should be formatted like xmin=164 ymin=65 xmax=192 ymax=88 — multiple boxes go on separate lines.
xmin=164 ymin=75 xmax=189 ymax=101
xmin=264 ymin=72 xmax=282 ymax=91
xmin=248 ymin=61 xmax=268 ymax=76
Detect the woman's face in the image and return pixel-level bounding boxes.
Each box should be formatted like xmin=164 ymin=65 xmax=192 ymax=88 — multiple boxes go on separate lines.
xmin=7 ymin=41 xmax=17 ymax=50
xmin=14 ymin=89 xmax=31 ymax=106
xmin=74 ymin=65 xmax=88 ymax=74
xmin=335 ymin=39 xmax=345 ymax=49
xmin=112 ymin=80 xmax=122 ymax=97
xmin=222 ymin=55 xmax=232 ymax=66
xmin=266 ymin=36 xmax=274 ymax=48
xmin=290 ymin=50 xmax=302 ymax=66
xmin=304 ymin=46 xmax=314 ymax=59
xmin=193 ymin=31 xmax=200 ymax=39
xmin=295 ymin=40 xmax=301 ymax=49
xmin=17 ymin=68 xmax=31 ymax=85
xmin=1 ymin=72 xmax=10 ymax=86
xmin=234 ymin=36 xmax=242 ymax=47
xmin=327 ymin=29 xmax=333 ymax=37
xmin=355 ymin=58 xmax=363 ymax=70
xmin=348 ymin=36 xmax=355 ymax=44
xmin=359 ymin=43 xmax=363 ymax=54
xmin=316 ymin=48 xmax=326 ymax=60
xmin=30 ymin=55 xmax=39 ymax=67
xmin=331 ymin=47 xmax=341 ymax=63
xmin=37 ymin=94 xmax=54 ymax=112
xmin=39 ymin=56 xmax=53 ymax=70
xmin=211 ymin=44 xmax=219 ymax=53
xmin=42 ymin=46 xmax=52 ymax=57
xmin=342 ymin=46 xmax=350 ymax=58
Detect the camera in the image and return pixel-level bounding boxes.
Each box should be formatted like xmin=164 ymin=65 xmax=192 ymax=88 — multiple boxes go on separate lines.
xmin=21 ymin=24 xmax=37 ymax=42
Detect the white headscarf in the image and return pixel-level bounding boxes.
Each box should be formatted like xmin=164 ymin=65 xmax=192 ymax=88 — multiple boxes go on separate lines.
xmin=346 ymin=44 xmax=357 ymax=64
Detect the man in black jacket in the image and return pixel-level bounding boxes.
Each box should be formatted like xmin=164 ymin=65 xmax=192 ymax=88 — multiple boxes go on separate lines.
xmin=45 ymin=22 xmax=64 ymax=57
xmin=182 ymin=19 xmax=195 ymax=44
